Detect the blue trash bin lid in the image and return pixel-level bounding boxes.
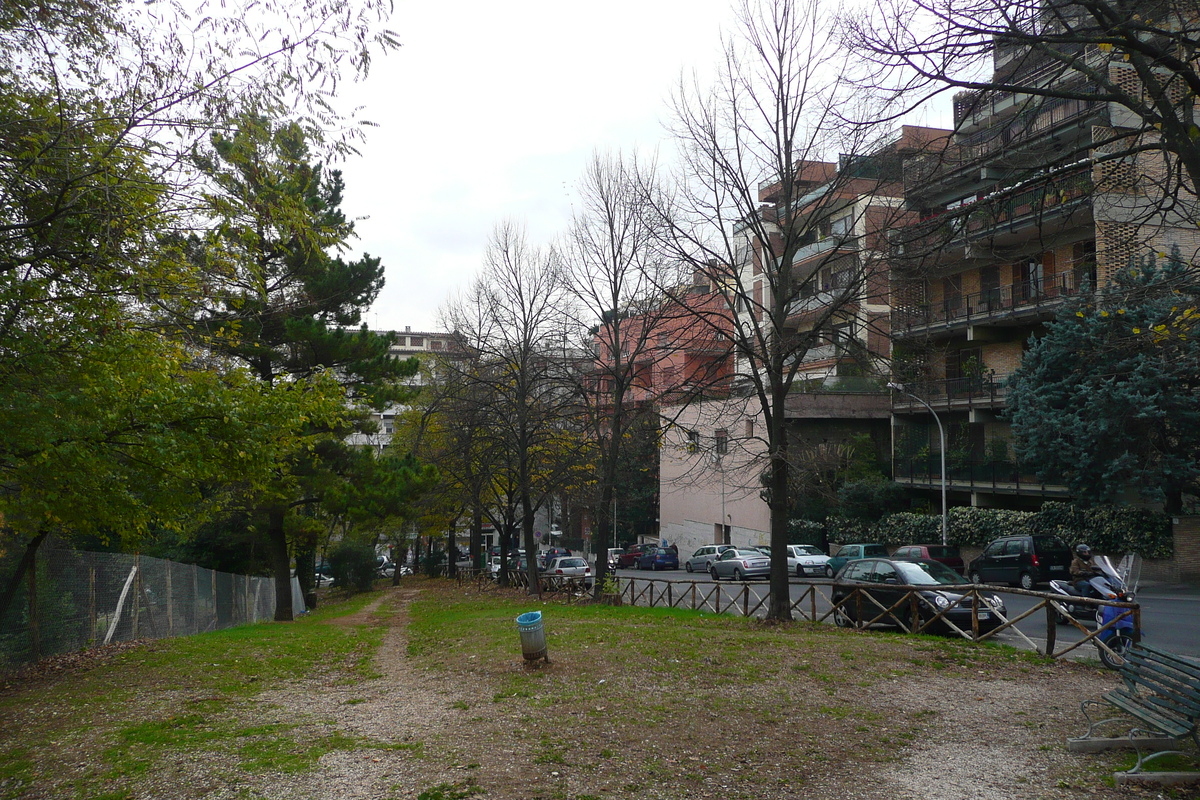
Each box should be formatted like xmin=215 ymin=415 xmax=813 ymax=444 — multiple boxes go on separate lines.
xmin=516 ymin=611 xmax=542 ymax=625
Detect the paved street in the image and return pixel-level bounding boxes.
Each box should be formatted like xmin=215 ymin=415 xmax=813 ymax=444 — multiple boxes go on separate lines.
xmin=613 ymin=567 xmax=1200 ymax=658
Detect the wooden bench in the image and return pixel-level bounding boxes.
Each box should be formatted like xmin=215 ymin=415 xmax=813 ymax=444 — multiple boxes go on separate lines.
xmin=1077 ymin=642 xmax=1200 ymax=773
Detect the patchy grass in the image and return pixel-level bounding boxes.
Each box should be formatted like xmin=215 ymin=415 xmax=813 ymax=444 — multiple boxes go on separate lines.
xmin=0 ymin=580 xmax=1137 ymax=800
xmin=0 ymin=591 xmax=385 ymax=799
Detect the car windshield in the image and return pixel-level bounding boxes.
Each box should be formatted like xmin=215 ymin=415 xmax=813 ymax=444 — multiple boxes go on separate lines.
xmin=558 ymin=558 xmax=586 ymax=568
xmin=894 ymin=560 xmax=968 ymax=586
xmin=925 ymin=546 xmax=959 ymax=558
xmin=864 ymin=545 xmax=888 ymax=557
xmin=793 ymin=545 xmax=822 ymax=556
xmin=734 ymin=549 xmax=763 ymax=558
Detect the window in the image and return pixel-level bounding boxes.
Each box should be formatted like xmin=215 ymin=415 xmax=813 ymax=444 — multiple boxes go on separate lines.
xmin=410 ymin=336 xmax=424 ymax=347
xmin=715 ymin=429 xmax=728 ymax=456
xmin=686 ymin=430 xmax=700 ymax=454
xmin=830 ymin=214 xmax=852 ymax=236
xmin=871 ymin=562 xmax=898 ymax=584
xmin=431 ymin=339 xmax=443 ymax=351
xmin=744 ymin=419 xmax=754 ymax=438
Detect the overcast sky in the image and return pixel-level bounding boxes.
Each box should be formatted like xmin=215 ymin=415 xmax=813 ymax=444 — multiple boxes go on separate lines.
xmin=333 ymin=0 xmax=739 ymax=334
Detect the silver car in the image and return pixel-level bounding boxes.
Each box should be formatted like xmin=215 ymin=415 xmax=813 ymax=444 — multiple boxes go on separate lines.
xmin=546 ymin=556 xmax=593 ymax=588
xmin=685 ymin=544 xmax=735 ymax=573
xmin=710 ymin=548 xmax=771 ymax=581
xmin=787 ymin=544 xmax=830 ymax=577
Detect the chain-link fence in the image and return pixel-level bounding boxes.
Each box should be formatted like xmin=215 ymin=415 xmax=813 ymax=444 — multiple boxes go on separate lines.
xmin=1 ymin=548 xmax=279 ymax=669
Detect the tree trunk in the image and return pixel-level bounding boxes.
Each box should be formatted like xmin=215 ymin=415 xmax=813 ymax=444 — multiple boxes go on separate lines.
xmin=294 ymin=536 xmax=317 ymax=610
xmin=0 ymin=528 xmax=49 ymax=627
xmin=767 ymin=407 xmax=793 ymax=621
xmin=522 ymin=494 xmax=540 ymax=596
xmin=267 ymin=507 xmax=293 ymax=621
xmin=471 ymin=507 xmax=484 ymax=569
xmin=593 ymin=483 xmax=614 ymax=599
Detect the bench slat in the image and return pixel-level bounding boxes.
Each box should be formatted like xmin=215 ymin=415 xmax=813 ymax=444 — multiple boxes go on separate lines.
xmin=1103 ymin=690 xmax=1194 ymax=738
xmin=1131 ymin=643 xmax=1200 ymax=681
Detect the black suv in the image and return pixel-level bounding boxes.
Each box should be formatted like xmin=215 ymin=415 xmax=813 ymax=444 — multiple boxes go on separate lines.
xmin=967 ymin=534 xmax=1071 ymax=589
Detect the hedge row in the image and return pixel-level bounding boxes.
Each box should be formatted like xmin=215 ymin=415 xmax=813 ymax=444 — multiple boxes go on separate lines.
xmin=817 ymin=502 xmax=1173 ymax=559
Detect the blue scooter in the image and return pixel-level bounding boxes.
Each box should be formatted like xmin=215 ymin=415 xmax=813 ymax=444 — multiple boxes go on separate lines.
xmin=1049 ymin=554 xmax=1140 ymax=669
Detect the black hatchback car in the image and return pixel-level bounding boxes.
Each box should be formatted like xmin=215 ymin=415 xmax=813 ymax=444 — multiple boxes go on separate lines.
xmin=967 ymin=534 xmax=1072 ymax=590
xmin=830 ymin=558 xmax=1007 ymax=634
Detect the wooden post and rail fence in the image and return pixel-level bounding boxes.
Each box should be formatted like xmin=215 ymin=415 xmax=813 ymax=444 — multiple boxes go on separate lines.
xmin=453 ymin=567 xmax=1140 ymax=663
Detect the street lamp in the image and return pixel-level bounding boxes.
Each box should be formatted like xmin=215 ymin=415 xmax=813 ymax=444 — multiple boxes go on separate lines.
xmin=887 ymin=381 xmax=948 ymax=545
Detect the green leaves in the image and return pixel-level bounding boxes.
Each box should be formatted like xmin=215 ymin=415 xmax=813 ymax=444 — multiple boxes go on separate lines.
xmin=1007 ymin=251 xmax=1200 ymax=512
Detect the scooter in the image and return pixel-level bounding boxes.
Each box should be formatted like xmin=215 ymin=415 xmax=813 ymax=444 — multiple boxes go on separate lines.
xmin=1048 ymin=554 xmax=1141 ymax=669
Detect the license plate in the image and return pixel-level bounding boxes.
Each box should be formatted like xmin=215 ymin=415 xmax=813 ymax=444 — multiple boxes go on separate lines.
xmin=1050 ymin=566 xmax=1065 ymax=572
xmin=977 ymin=612 xmax=990 ymax=620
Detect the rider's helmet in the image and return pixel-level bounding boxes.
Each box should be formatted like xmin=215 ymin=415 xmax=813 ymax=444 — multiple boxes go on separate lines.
xmin=1075 ymin=544 xmax=1091 ymax=559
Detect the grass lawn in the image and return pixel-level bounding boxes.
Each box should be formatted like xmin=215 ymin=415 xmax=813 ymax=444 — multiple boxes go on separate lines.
xmin=0 ymin=578 xmax=1173 ymax=800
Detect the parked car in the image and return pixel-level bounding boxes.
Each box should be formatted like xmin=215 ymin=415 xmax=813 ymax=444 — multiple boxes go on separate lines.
xmin=710 ymin=547 xmax=771 ymax=581
xmin=636 ymin=547 xmax=679 ymax=571
xmin=968 ymin=534 xmax=1072 ymax=589
xmin=830 ymin=557 xmax=1007 ymax=634
xmin=684 ymin=544 xmax=735 ymax=573
xmin=606 ymin=548 xmax=624 ymax=568
xmin=752 ymin=545 xmax=771 ymax=556
xmin=892 ymin=544 xmax=965 ymax=574
xmin=540 ymin=547 xmax=572 ymax=569
xmin=617 ymin=543 xmax=656 ymax=568
xmin=826 ymin=543 xmax=889 ymax=577
xmin=545 ymin=556 xmax=593 ymax=587
xmin=375 ymin=556 xmax=396 ymax=578
xmin=786 ymin=544 xmax=830 ymax=578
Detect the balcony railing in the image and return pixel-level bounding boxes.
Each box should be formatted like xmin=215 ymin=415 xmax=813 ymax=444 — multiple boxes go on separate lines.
xmin=895 ymin=271 xmax=1089 ymax=335
xmin=892 ymin=168 xmax=1093 ymax=261
xmin=889 ymin=373 xmax=1010 ymax=409
xmin=893 ymin=457 xmax=1070 ymax=496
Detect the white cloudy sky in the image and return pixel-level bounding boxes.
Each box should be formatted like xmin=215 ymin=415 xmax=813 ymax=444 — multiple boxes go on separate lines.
xmin=333 ymin=0 xmax=739 ymax=333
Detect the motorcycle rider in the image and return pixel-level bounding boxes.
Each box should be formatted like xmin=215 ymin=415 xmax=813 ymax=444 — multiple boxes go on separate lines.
xmin=1070 ymin=544 xmax=1101 ymax=595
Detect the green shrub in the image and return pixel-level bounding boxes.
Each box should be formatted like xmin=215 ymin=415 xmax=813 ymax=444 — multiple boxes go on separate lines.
xmin=836 ymin=479 xmax=911 ymax=521
xmin=421 ymin=550 xmax=445 ymax=578
xmin=826 ymin=502 xmax=1172 ymax=557
xmin=786 ymin=519 xmax=826 ymax=545
xmin=327 ymin=541 xmax=377 ymax=593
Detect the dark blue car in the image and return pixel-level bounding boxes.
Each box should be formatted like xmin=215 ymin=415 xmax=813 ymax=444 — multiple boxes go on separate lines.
xmin=636 ymin=547 xmax=679 ymax=571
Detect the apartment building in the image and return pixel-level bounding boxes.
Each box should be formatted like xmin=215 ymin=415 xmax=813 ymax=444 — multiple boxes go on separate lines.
xmin=888 ymin=39 xmax=1197 ymax=509
xmin=660 ymin=128 xmax=945 ymax=554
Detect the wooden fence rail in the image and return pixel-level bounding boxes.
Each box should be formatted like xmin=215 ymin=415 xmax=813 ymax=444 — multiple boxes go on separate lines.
xmin=450 ymin=569 xmax=1140 ymax=663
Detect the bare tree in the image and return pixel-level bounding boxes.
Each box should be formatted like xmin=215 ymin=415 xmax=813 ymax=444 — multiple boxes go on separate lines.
xmin=441 ymin=223 xmax=587 ymax=592
xmin=561 ymin=150 xmax=735 ymax=595
xmin=651 ymin=0 xmax=928 ymax=619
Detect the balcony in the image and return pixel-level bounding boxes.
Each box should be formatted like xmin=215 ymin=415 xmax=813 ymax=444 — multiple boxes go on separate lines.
xmin=790 ymin=235 xmax=857 ymax=267
xmin=892 ymin=168 xmax=1093 ymax=268
xmin=894 ymin=271 xmax=1089 ymax=338
xmin=889 ymin=373 xmax=1010 ymax=412
xmin=893 ymin=457 xmax=1070 ymax=498
xmin=785 ymin=382 xmax=890 ymax=420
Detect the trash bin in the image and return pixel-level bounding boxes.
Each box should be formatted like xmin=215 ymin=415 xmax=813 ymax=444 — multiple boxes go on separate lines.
xmin=516 ymin=610 xmax=549 ymax=663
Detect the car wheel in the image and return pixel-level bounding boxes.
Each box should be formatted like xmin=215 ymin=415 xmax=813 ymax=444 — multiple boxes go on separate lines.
xmin=710 ymin=567 xmax=719 ymax=581
xmin=796 ymin=565 xmax=804 ymax=578
xmin=686 ymin=562 xmax=694 ymax=573
xmin=825 ymin=564 xmax=835 ymax=578
xmin=833 ymin=607 xmax=853 ymax=628
xmin=734 ymin=568 xmax=744 ymax=582
xmin=1019 ymin=572 xmax=1035 ymax=591
xmin=969 ymin=571 xmax=983 ymax=585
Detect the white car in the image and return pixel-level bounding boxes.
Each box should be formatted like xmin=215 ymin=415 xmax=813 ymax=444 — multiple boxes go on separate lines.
xmin=546 ymin=556 xmax=593 ymax=588
xmin=786 ymin=544 xmax=830 ymax=578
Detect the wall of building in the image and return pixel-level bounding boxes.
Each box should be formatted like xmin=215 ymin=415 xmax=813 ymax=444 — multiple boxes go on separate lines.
xmin=658 ymin=398 xmax=771 ymax=556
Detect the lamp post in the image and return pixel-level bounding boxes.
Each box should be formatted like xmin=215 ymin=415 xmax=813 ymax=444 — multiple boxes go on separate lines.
xmin=887 ymin=381 xmax=948 ymax=545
